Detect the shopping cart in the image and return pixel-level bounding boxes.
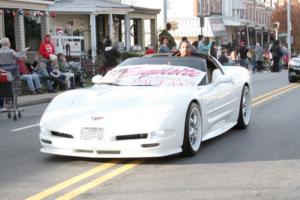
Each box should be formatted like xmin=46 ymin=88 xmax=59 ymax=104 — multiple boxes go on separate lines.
xmin=0 ymin=76 xmax=24 ymax=121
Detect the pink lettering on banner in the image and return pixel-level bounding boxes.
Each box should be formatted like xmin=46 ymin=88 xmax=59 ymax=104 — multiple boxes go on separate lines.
xmin=107 ymin=65 xmax=206 ymax=87
xmin=120 ymin=65 xmax=203 ymax=78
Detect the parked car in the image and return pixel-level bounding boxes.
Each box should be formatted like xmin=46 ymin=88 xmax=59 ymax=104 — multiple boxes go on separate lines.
xmin=39 ymin=54 xmax=252 ymax=158
xmin=288 ymin=55 xmax=300 ymax=83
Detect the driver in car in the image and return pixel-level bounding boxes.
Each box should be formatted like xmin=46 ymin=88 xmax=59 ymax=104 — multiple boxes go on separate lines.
xmin=173 ymin=41 xmax=197 ymax=57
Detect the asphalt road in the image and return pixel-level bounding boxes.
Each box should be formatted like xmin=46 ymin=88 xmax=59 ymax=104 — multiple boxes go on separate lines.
xmin=1 ymin=70 xmax=300 ymax=200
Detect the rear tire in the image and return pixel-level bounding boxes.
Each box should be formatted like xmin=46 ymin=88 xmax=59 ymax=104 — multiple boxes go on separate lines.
xmin=182 ymin=103 xmax=202 ymax=156
xmin=236 ymin=86 xmax=251 ymax=129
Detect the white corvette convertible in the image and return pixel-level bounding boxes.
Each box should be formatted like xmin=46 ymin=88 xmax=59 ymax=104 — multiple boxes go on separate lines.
xmin=39 ymin=54 xmax=252 ymax=158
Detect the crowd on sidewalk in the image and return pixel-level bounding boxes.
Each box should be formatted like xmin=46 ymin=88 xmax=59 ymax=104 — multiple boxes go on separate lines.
xmin=0 ymin=35 xmax=81 ymax=110
xmin=0 ymin=34 xmax=124 ymax=110
xmin=150 ymin=31 xmax=291 ymax=73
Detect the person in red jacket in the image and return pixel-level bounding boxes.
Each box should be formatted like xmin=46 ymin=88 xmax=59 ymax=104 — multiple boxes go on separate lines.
xmin=145 ymin=45 xmax=156 ymax=55
xmin=39 ymin=34 xmax=55 ymax=60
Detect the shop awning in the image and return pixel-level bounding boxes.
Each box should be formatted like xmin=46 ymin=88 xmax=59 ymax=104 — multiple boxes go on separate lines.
xmin=209 ymin=17 xmax=226 ymax=37
xmin=223 ymin=16 xmax=247 ymax=27
xmin=49 ymin=0 xmax=134 ymax=14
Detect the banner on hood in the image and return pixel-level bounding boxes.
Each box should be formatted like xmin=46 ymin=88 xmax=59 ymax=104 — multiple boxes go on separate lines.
xmin=101 ymin=65 xmax=207 ymax=87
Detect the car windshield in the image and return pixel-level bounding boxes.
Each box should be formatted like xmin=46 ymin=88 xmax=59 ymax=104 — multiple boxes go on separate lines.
xmin=99 ymin=57 xmax=207 ymax=86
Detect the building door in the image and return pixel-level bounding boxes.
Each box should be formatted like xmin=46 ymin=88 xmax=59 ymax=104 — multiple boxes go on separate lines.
xmin=96 ymin=15 xmax=106 ymax=53
xmin=4 ymin=11 xmax=15 ymax=49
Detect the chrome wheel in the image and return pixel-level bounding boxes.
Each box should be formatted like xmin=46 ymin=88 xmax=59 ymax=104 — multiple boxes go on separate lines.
xmin=189 ymin=107 xmax=202 ymax=151
xmin=183 ymin=103 xmax=202 ymax=156
xmin=242 ymin=87 xmax=251 ymax=125
xmin=236 ymin=86 xmax=251 ymax=129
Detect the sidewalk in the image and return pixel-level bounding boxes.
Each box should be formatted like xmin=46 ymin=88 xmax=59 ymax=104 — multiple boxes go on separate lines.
xmin=18 ymin=91 xmax=63 ymax=107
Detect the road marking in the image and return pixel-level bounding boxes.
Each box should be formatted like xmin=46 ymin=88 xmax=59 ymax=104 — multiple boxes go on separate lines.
xmin=252 ymin=84 xmax=300 ymax=107
xmin=252 ymin=83 xmax=297 ymax=103
xmin=10 ymin=124 xmax=39 ymax=132
xmin=26 ymin=160 xmax=120 ymax=200
xmin=55 ymin=160 xmax=143 ymax=200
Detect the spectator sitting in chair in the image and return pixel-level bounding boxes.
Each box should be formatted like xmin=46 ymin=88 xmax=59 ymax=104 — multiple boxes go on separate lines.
xmin=31 ymin=54 xmax=56 ymax=93
xmin=57 ymin=53 xmax=75 ymax=89
xmin=49 ymin=54 xmax=66 ymax=90
xmin=145 ymin=45 xmax=156 ymax=55
xmin=18 ymin=59 xmax=42 ymax=95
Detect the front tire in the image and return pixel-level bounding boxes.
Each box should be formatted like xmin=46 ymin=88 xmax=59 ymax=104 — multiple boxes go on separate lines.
xmin=236 ymin=85 xmax=251 ymax=129
xmin=182 ymin=103 xmax=202 ymax=156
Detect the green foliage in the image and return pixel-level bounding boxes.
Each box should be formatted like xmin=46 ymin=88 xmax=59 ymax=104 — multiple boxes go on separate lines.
xmin=120 ymin=51 xmax=144 ymax=61
xmin=158 ymin=29 xmax=176 ymax=49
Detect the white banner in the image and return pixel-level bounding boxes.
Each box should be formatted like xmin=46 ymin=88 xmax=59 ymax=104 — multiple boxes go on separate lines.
xmin=102 ymin=65 xmax=207 ymax=87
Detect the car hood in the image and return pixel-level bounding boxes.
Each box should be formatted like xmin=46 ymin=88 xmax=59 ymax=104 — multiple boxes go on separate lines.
xmin=290 ymin=57 xmax=300 ymax=66
xmin=40 ymin=85 xmax=197 ymax=132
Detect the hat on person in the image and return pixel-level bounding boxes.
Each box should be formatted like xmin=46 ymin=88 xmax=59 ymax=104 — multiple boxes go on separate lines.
xmin=49 ymin=54 xmax=57 ymax=62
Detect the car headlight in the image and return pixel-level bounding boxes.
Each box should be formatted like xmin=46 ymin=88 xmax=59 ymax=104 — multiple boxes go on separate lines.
xmin=289 ymin=60 xmax=300 ymax=67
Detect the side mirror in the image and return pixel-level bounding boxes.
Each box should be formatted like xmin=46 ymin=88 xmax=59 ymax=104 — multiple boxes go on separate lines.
xmin=212 ymin=69 xmax=233 ymax=86
xmin=92 ymin=75 xmax=103 ymax=84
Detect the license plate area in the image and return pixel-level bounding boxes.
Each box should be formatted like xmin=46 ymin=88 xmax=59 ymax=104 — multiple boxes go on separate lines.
xmin=81 ymin=128 xmax=103 ymax=140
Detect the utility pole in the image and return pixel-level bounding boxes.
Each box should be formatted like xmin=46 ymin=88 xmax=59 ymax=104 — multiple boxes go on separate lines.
xmin=287 ymin=0 xmax=292 ymax=60
xmin=163 ymin=0 xmax=167 ymax=29
xmin=247 ymin=24 xmax=250 ymax=46
xmin=199 ymin=0 xmax=203 ymax=35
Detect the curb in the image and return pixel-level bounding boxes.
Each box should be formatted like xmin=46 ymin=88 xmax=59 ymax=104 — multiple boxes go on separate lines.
xmin=18 ymin=97 xmax=54 ymax=107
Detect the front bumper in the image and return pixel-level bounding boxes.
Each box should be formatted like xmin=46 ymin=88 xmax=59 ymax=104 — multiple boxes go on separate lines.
xmin=39 ymin=129 xmax=181 ymax=158
xmin=288 ymin=67 xmax=300 ymax=79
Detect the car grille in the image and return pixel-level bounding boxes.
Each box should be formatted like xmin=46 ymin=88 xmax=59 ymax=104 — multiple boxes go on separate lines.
xmin=51 ymin=131 xmax=74 ymax=139
xmin=116 ymin=133 xmax=148 ymax=140
xmin=74 ymin=150 xmax=121 ymax=155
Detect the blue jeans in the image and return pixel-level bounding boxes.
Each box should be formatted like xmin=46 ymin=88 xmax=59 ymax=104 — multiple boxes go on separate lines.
xmin=240 ymin=58 xmax=247 ymax=68
xmin=35 ymin=67 xmax=53 ymax=91
xmin=252 ymin=58 xmax=257 ymax=72
xmin=20 ymin=73 xmax=41 ymax=91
